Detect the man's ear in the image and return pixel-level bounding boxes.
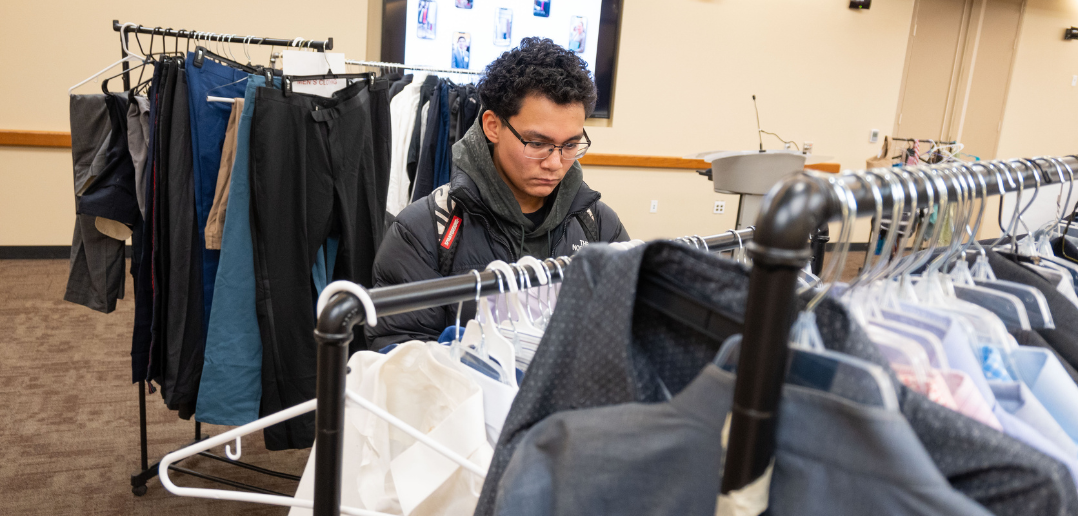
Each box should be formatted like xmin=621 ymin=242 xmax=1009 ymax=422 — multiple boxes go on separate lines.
xmin=482 ymin=110 xmax=501 ymax=144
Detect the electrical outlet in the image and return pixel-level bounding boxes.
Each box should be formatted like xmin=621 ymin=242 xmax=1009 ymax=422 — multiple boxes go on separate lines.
xmin=870 ymin=129 xmax=880 ymax=143
xmin=713 ymin=201 xmax=726 ymax=214
xmin=650 ymin=200 xmax=658 ymax=213
xmin=1072 ymin=75 xmax=1077 ymax=87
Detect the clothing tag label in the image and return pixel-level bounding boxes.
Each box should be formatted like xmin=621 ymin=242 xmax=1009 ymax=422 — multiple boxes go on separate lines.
xmin=441 ymin=216 xmax=463 ymax=249
xmin=281 ymin=50 xmax=348 ymax=98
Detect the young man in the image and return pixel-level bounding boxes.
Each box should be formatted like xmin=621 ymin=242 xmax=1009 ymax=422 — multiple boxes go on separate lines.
xmin=367 ymin=37 xmax=628 ymax=349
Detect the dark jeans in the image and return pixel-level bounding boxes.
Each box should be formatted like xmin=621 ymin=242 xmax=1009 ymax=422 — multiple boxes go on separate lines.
xmin=185 ymin=54 xmax=250 ymax=334
xmin=249 ymin=80 xmax=384 ymax=450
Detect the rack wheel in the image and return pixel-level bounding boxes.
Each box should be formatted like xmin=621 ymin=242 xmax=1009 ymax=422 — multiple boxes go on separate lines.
xmin=132 ymin=484 xmax=148 ymax=497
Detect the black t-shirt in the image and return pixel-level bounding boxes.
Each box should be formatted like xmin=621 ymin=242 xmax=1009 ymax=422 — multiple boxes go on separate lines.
xmin=523 ymin=186 xmax=557 ymax=229
xmin=523 ymin=204 xmax=549 ymax=228
xmin=523 ymin=196 xmax=554 ymax=228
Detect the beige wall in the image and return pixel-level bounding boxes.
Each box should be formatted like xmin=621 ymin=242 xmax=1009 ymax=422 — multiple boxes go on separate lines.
xmin=2 ymin=0 xmax=927 ymax=245
xmin=0 ymin=0 xmax=374 ymax=245
xmin=996 ymin=0 xmax=1078 ymax=230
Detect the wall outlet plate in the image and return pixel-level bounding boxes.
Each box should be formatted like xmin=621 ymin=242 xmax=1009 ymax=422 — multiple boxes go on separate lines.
xmin=870 ymin=129 xmax=880 ymax=143
xmin=650 ymin=200 xmax=658 ymax=213
xmin=713 ymin=201 xmax=726 ymax=214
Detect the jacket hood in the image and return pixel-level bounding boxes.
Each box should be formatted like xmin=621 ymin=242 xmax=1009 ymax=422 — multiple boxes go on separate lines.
xmin=451 ymin=121 xmax=584 ymax=238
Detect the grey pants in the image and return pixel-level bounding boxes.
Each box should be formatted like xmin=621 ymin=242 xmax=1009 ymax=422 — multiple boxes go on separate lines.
xmin=65 ymin=94 xmax=126 ymax=313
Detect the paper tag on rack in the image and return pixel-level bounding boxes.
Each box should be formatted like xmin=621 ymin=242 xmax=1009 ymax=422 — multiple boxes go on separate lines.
xmin=282 ymin=50 xmax=348 ymax=97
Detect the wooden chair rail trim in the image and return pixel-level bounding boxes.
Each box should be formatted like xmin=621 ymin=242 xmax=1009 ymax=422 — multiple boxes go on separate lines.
xmin=0 ymin=130 xmax=841 ymax=172
xmin=578 ymin=154 xmax=711 ymax=169
xmin=0 ymin=130 xmax=72 ymax=148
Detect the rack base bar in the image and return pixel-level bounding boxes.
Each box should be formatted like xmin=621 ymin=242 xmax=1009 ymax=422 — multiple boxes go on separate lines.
xmin=167 ymin=465 xmax=293 ymax=497
xmin=130 ymin=435 xmax=300 ymax=497
xmin=197 ymin=451 xmax=303 ymax=481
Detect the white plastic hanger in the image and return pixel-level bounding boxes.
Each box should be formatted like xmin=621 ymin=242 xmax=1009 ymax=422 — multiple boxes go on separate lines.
xmin=460 ymin=268 xmax=518 ymax=387
xmin=487 ymin=260 xmax=542 ymax=334
xmin=161 ymin=284 xmax=485 ymax=514
xmin=70 ymin=23 xmax=146 ymax=94
xmin=516 ymin=256 xmax=551 ymax=328
xmin=453 ymin=271 xmax=509 ymax=380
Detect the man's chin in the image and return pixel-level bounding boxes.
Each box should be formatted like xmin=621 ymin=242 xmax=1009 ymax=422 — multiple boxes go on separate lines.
xmin=524 ymin=184 xmax=558 ymax=198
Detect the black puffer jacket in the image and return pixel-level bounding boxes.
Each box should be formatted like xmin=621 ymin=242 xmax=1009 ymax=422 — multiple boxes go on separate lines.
xmin=365 ymin=125 xmax=628 ymax=350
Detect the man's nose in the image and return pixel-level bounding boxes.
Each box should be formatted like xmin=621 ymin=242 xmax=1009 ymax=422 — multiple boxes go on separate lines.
xmin=541 ymin=150 xmax=562 ymax=170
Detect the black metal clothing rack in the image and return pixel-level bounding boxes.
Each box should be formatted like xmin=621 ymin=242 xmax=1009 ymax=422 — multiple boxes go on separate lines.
xmin=111 ymin=20 xmax=331 ymax=497
xmin=113 ymin=20 xmax=333 ymax=51
xmin=721 ymin=155 xmax=1078 ymax=495
xmin=308 ymin=227 xmax=829 ymax=516
xmin=890 ymin=138 xmax=958 ymax=145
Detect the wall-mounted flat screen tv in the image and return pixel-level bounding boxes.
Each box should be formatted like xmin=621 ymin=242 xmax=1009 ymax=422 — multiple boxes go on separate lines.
xmin=382 ymin=0 xmax=623 ymax=118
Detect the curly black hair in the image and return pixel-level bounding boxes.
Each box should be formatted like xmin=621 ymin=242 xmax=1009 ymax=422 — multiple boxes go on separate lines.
xmin=477 ymin=37 xmax=597 ymax=119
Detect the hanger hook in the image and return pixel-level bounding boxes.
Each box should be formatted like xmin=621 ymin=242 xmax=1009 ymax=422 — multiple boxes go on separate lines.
xmin=989 ymin=160 xmax=1023 ymax=249
xmin=895 ymin=167 xmax=935 ymax=276
xmin=1000 ymin=160 xmax=1032 ymax=248
xmin=957 ymin=162 xmax=989 ymax=258
xmin=869 ymin=168 xmax=905 ymax=281
xmin=910 ymin=165 xmax=950 ymax=272
xmin=883 ymin=168 xmax=918 ymax=275
xmin=243 ymin=35 xmax=253 ymax=64
xmin=225 ymin=436 xmax=242 ymax=460
xmin=694 ymin=235 xmax=709 ymax=252
xmin=725 ymin=229 xmax=743 ymax=254
xmin=846 ymin=170 xmax=883 ymax=278
xmin=456 ymin=270 xmax=482 ymax=343
xmin=804 ymin=176 xmax=856 ymax=311
xmin=223 ymin=34 xmax=234 ymax=61
xmin=132 ymin=25 xmax=146 ymax=56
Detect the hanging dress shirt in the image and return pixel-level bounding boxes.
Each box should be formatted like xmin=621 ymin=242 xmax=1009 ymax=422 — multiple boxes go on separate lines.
xmin=291 ymin=341 xmax=491 ymax=516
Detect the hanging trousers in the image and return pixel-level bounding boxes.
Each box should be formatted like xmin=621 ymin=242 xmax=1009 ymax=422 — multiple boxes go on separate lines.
xmin=197 ymin=74 xmax=278 ymax=426
xmin=150 ymin=59 xmax=204 ymax=418
xmin=249 ymin=80 xmax=384 ymax=450
xmin=186 ymin=55 xmax=250 ymax=335
xmin=65 ymin=93 xmax=126 ymax=314
xmin=132 ymin=62 xmax=164 ymax=383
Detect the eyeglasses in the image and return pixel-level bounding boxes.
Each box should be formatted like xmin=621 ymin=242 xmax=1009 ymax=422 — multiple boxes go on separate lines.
xmin=501 ymin=116 xmax=591 ymax=161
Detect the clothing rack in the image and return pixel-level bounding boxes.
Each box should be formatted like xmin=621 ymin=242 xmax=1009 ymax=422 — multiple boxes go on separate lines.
xmin=113 ymin=20 xmax=333 ymax=51
xmin=344 ymin=59 xmax=483 ymax=76
xmin=308 ymin=227 xmax=827 ymax=516
xmin=890 ymin=138 xmax=958 ymax=144
xmin=111 ymin=20 xmax=324 ymax=497
xmin=721 ymin=155 xmax=1078 ymax=497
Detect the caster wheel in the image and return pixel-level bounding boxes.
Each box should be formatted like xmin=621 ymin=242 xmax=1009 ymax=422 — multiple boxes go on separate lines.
xmin=132 ymin=484 xmax=148 ymax=497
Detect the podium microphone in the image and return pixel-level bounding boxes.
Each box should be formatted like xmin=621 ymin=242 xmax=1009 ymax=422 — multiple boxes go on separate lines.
xmin=753 ymin=95 xmax=764 ymax=153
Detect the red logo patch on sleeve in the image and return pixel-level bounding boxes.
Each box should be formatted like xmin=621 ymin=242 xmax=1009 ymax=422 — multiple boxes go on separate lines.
xmin=440 ymin=216 xmax=462 ymax=249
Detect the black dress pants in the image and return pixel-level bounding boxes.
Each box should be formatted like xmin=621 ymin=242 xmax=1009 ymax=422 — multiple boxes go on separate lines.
xmin=146 ymin=58 xmax=203 ymax=419
xmin=250 ymin=80 xmax=384 ymax=450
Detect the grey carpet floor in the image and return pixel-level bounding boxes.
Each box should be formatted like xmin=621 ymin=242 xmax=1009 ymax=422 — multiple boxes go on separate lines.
xmin=0 ymin=259 xmax=308 ymax=515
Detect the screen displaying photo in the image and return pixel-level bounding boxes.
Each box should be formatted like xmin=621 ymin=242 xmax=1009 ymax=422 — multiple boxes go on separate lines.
xmin=533 ymin=0 xmax=551 ymax=17
xmin=452 ymin=32 xmax=472 ymax=69
xmin=568 ymin=16 xmax=586 ymax=53
xmin=417 ymin=1 xmax=437 ymax=40
xmin=494 ymin=8 xmax=513 ymax=47
xmin=404 ymin=0 xmax=602 ymax=78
